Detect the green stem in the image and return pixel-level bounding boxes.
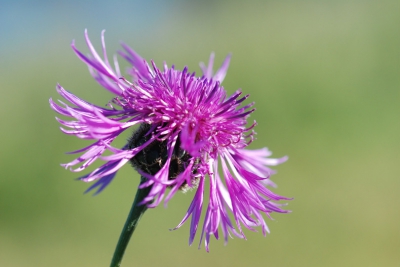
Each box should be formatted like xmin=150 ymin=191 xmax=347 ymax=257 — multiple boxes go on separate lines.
xmin=110 ymin=176 xmax=152 ymax=267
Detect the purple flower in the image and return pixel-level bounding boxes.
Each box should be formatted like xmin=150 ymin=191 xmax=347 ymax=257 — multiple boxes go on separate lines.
xmin=50 ymin=30 xmax=291 ymax=251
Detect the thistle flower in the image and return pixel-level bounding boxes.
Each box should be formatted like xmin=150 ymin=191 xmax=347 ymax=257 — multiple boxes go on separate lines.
xmin=50 ymin=30 xmax=291 ymax=253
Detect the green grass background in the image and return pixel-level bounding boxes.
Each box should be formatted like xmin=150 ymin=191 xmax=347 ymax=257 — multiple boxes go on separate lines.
xmin=1 ymin=1 xmax=399 ymax=266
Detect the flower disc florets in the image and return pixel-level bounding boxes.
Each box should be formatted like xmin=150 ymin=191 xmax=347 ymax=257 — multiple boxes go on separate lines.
xmin=50 ymin=30 xmax=291 ymax=251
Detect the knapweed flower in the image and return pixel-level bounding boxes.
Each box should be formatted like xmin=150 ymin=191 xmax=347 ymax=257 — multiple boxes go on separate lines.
xmin=50 ymin=30 xmax=290 ymax=251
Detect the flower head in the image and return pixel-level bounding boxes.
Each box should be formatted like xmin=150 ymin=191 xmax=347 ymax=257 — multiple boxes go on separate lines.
xmin=50 ymin=30 xmax=291 ymax=251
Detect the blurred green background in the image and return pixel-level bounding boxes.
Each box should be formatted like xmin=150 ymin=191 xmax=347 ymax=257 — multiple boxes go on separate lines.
xmin=1 ymin=0 xmax=399 ymax=266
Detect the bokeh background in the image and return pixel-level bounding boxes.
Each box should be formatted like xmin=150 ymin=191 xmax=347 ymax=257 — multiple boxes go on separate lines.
xmin=1 ymin=0 xmax=399 ymax=266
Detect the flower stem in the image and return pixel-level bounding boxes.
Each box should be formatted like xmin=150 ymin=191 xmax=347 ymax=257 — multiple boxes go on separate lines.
xmin=110 ymin=176 xmax=152 ymax=267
